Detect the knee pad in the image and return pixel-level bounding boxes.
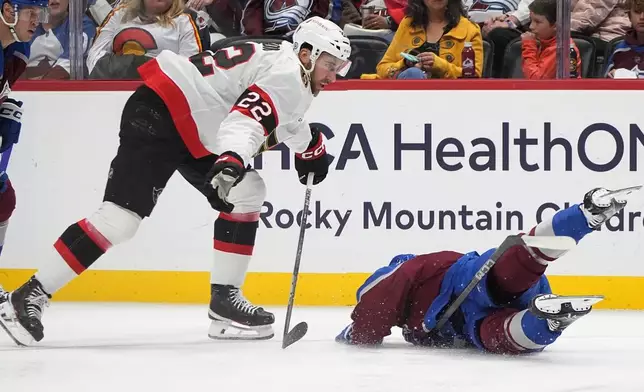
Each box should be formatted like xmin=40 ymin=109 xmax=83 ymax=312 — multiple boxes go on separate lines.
xmin=86 ymin=201 xmax=142 ymax=246
xmin=0 ymin=180 xmax=16 ymax=222
xmin=226 ymin=171 xmax=266 ymax=213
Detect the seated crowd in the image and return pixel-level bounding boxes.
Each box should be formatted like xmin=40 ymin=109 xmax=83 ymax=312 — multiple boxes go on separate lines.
xmin=22 ymin=0 xmax=644 ymax=80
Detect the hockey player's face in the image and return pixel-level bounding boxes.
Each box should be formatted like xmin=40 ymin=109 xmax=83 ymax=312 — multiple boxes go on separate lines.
xmin=13 ymin=6 xmax=44 ymax=41
xmin=311 ymin=52 xmax=349 ymax=94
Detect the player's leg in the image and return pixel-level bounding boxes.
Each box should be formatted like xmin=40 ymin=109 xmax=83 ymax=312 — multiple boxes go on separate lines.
xmin=488 ymin=186 xmax=630 ymax=304
xmin=177 ymin=158 xmax=272 ymax=339
xmin=0 ymin=85 xmax=188 ymax=346
xmin=475 ymin=186 xmax=632 ymax=354
xmin=478 ymin=294 xmax=600 ymax=354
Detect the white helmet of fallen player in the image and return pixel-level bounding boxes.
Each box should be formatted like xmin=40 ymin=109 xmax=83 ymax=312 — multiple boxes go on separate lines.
xmin=292 ymin=16 xmax=352 ymax=94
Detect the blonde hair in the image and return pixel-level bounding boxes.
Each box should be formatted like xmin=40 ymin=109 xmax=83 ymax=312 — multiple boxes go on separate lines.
xmin=121 ymin=0 xmax=185 ymax=28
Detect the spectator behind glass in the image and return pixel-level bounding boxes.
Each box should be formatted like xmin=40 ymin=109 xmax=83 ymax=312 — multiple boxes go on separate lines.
xmin=341 ymin=0 xmax=406 ymax=42
xmin=361 ymin=0 xmax=482 ymax=79
xmin=466 ymin=0 xmax=521 ymax=24
xmin=87 ymin=0 xmax=203 ymax=79
xmin=571 ymin=0 xmax=629 ymax=49
xmin=521 ymin=0 xmax=581 ymax=79
xmin=604 ymin=0 xmax=644 ymax=78
xmin=24 ymin=0 xmax=96 ymax=79
xmin=240 ymin=0 xmax=328 ymax=36
xmin=202 ymin=0 xmax=244 ymax=37
xmin=481 ymin=0 xmax=532 ymax=78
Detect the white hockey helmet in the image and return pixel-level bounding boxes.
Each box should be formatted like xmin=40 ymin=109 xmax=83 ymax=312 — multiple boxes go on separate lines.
xmin=292 ymin=17 xmax=352 ymax=77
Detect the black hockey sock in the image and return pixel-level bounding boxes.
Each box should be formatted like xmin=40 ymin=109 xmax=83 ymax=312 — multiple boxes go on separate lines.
xmin=54 ymin=219 xmax=112 ymax=275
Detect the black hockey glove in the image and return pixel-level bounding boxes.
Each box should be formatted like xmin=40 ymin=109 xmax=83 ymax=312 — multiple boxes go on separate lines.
xmin=294 ymin=126 xmax=330 ymax=185
xmin=206 ymin=151 xmax=246 ymax=213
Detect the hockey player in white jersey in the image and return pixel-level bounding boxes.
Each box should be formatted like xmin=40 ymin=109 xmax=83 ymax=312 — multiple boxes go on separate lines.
xmin=0 ymin=16 xmax=351 ymax=346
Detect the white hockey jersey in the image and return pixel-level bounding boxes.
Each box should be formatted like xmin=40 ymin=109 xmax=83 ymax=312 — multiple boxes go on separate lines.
xmin=87 ymin=6 xmax=202 ymax=74
xmin=138 ymin=41 xmax=315 ymax=165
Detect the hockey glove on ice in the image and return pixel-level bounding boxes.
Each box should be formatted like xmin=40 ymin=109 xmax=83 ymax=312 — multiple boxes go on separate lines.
xmin=207 ymin=151 xmax=246 ymax=213
xmin=294 ymin=126 xmax=329 ymax=185
xmin=0 ymin=98 xmax=23 ymax=153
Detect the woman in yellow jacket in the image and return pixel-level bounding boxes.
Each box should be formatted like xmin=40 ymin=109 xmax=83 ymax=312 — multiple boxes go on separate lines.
xmin=363 ymin=0 xmax=484 ymax=79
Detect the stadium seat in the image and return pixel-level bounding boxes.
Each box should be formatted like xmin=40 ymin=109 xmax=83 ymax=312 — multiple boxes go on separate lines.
xmin=573 ymin=37 xmax=596 ymax=78
xmin=599 ymin=36 xmax=626 ymax=77
xmin=343 ymin=35 xmax=390 ymax=79
xmin=482 ymin=39 xmax=494 ymax=78
xmin=500 ymin=38 xmax=523 ymax=78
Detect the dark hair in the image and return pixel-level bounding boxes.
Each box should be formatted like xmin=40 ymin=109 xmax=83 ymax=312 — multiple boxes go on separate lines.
xmin=405 ymin=0 xmax=466 ymax=30
xmin=528 ymin=0 xmax=557 ymax=24
xmin=625 ymin=0 xmax=644 ymax=12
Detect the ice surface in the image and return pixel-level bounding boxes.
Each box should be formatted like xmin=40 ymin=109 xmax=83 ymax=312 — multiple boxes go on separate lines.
xmin=1 ymin=304 xmax=643 ymax=392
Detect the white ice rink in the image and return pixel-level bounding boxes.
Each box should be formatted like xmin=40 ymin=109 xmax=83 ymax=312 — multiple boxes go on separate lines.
xmin=1 ymin=304 xmax=643 ymax=392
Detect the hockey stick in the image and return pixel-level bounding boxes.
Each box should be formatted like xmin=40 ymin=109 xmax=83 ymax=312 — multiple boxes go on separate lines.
xmin=282 ymin=172 xmax=315 ymax=349
xmin=427 ymin=235 xmax=576 ymax=333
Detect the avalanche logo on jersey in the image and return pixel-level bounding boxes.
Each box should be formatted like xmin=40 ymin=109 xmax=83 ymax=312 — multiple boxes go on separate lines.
xmin=264 ymin=0 xmax=313 ymax=33
xmin=465 ymin=0 xmax=519 ymax=13
xmin=0 ymin=80 xmax=10 ymax=103
xmin=113 ymin=28 xmax=158 ymax=56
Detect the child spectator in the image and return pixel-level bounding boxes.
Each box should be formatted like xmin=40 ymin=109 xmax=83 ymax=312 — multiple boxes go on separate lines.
xmin=604 ymin=0 xmax=644 ymax=78
xmin=24 ymin=0 xmax=97 ymax=79
xmin=87 ymin=0 xmax=203 ymax=79
xmin=362 ymin=0 xmax=483 ymax=79
xmin=521 ymin=0 xmax=581 ymax=79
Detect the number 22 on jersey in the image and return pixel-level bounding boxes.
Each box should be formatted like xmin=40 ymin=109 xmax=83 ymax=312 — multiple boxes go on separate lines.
xmin=190 ymin=44 xmax=256 ymax=76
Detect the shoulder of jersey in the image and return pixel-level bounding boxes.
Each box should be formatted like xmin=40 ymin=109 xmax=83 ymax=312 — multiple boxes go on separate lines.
xmin=262 ymin=42 xmax=309 ymax=88
xmin=8 ymin=42 xmax=29 ymax=61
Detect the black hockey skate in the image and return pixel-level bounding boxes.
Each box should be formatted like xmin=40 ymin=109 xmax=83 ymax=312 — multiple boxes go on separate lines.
xmin=529 ymin=294 xmax=604 ymax=332
xmin=581 ymin=186 xmax=641 ymax=229
xmin=208 ymin=284 xmax=275 ymax=340
xmin=0 ymin=277 xmax=51 ymax=346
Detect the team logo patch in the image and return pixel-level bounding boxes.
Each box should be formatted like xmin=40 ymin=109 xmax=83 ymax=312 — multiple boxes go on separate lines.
xmin=113 ymin=27 xmax=158 ymax=56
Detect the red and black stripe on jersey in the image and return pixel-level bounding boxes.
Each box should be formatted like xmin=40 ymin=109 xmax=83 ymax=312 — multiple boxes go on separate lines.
xmin=231 ymin=84 xmax=279 ymax=145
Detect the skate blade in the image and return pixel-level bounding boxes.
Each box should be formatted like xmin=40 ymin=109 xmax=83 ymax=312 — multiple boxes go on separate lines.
xmin=536 ymin=294 xmax=604 ymax=313
xmin=0 ymin=300 xmax=33 ymax=347
xmin=208 ymin=320 xmax=274 ymax=341
xmin=600 ymin=185 xmax=643 ymax=203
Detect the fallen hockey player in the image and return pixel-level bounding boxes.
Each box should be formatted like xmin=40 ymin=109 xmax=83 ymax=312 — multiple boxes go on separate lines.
xmin=336 ymin=186 xmax=640 ymax=354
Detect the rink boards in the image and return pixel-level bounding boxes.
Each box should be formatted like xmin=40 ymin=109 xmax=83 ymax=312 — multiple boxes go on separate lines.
xmin=1 ymin=80 xmax=644 ymax=309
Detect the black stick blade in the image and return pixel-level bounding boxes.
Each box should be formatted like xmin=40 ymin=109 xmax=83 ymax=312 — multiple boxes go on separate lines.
xmin=281 ymin=322 xmax=308 ymax=349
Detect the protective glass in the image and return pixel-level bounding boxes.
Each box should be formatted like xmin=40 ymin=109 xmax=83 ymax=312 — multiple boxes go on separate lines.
xmin=17 ymin=6 xmax=49 ymax=24
xmin=318 ymin=55 xmax=352 ymax=77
